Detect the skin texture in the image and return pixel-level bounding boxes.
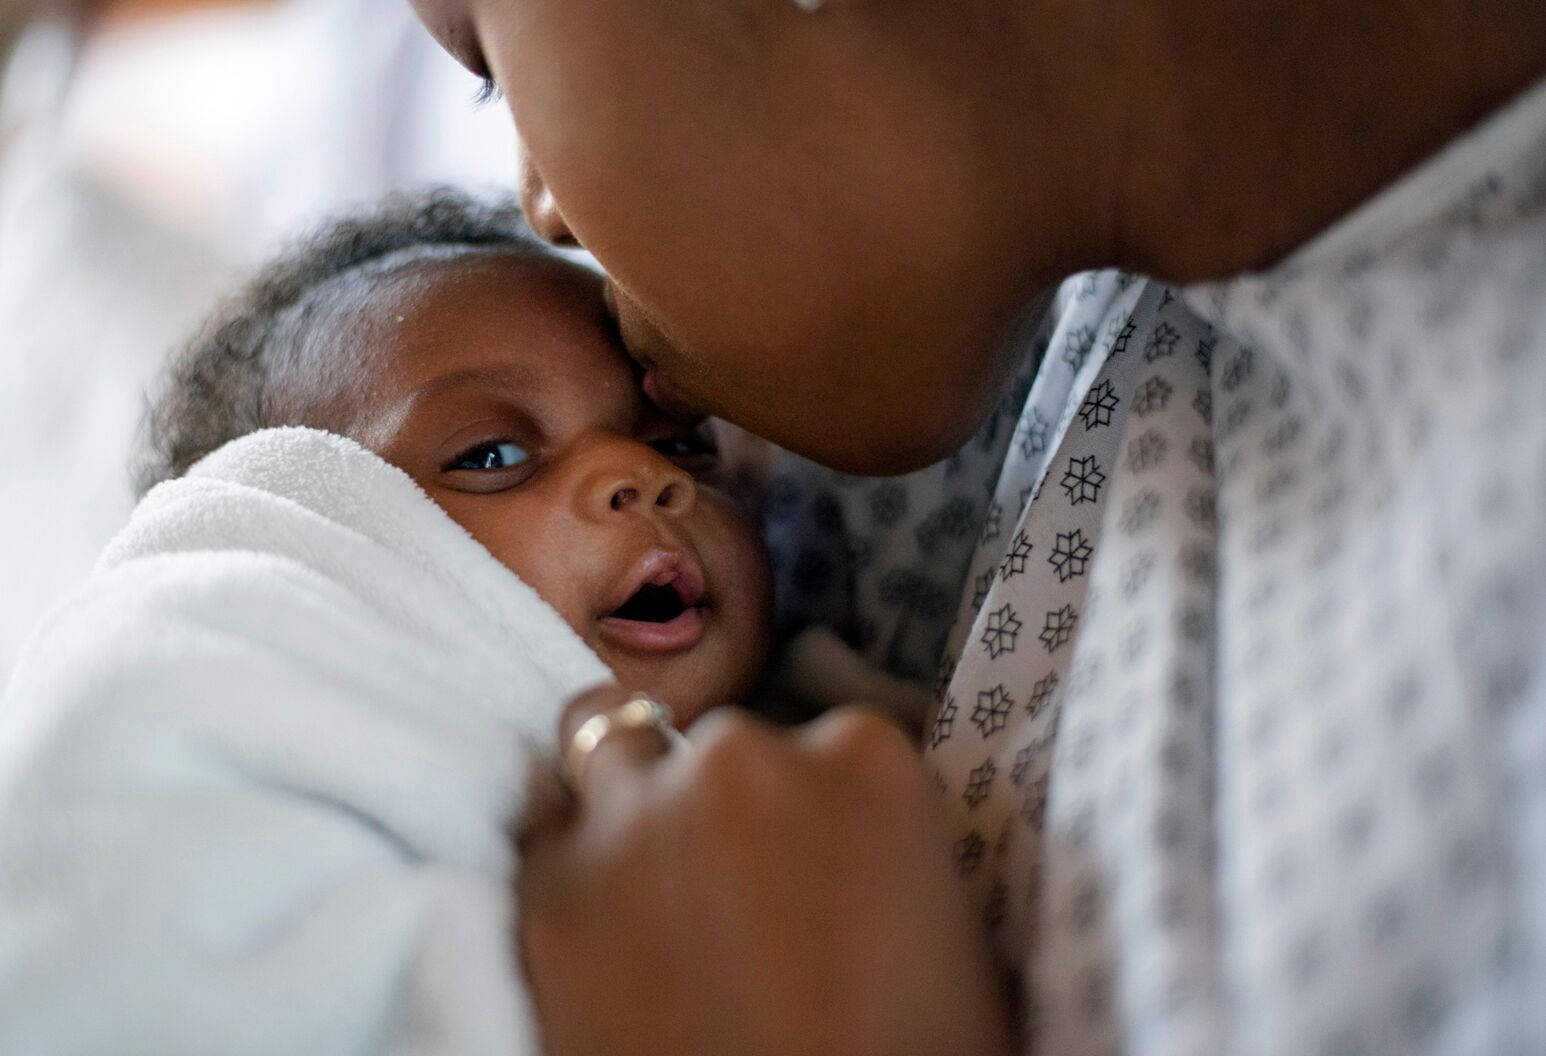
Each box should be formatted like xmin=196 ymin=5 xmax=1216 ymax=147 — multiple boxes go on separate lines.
xmin=400 ymin=3 xmax=1546 ymax=1054
xmin=310 ymin=252 xmax=773 ymax=725
xmin=413 ymin=0 xmax=1546 ymax=474
xmin=412 ymin=0 xmax=1078 ymax=473
xmin=519 ymin=688 xmax=1016 ymax=1056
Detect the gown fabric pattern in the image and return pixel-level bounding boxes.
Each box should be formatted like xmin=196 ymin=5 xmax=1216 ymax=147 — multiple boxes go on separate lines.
xmin=738 ymin=78 xmax=1546 ymax=1056
xmin=930 ymin=273 xmax=1223 ymax=1056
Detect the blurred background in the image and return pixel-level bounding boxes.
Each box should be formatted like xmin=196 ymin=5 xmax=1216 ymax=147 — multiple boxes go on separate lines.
xmin=0 ymin=0 xmax=525 ymax=677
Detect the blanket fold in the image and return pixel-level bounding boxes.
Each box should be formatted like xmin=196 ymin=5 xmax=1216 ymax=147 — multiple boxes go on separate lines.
xmin=0 ymin=427 xmax=612 ymax=1055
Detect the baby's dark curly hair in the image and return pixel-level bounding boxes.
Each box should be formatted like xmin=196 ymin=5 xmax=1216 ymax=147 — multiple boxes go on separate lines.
xmin=135 ymin=188 xmax=549 ymax=495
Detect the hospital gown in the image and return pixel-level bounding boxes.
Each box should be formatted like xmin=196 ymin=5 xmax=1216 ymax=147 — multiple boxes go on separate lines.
xmin=751 ymin=76 xmax=1546 ymax=1056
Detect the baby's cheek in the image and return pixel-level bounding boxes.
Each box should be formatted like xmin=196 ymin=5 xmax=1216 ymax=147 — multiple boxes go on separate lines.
xmin=702 ymin=494 xmax=770 ymax=589
xmin=713 ymin=503 xmax=775 ymax=666
xmin=462 ymin=506 xmax=595 ymax=631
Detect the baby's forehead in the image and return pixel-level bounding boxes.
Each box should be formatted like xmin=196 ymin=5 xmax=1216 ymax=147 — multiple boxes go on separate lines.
xmin=313 ymin=249 xmax=605 ymax=362
xmin=345 ymin=248 xmax=586 ymax=317
xmin=299 ymin=247 xmax=630 ymax=421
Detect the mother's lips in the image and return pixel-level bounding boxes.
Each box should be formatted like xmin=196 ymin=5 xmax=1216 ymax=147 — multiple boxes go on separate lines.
xmin=642 ymin=365 xmax=710 ymax=423
xmin=607 ymin=284 xmax=706 ymax=421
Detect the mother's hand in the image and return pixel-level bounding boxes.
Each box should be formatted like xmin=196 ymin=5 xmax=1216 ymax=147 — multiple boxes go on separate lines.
xmin=518 ymin=686 xmax=1015 ymax=1056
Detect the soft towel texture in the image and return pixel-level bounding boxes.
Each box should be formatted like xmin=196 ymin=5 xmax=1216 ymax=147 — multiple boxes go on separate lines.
xmin=0 ymin=426 xmax=612 ymax=1055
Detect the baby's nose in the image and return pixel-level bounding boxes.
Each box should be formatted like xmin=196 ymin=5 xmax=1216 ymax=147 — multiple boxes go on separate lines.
xmin=576 ymin=436 xmax=696 ymax=521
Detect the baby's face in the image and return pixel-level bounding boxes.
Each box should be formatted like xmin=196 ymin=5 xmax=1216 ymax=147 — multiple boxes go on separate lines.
xmin=323 ymin=253 xmax=773 ymax=726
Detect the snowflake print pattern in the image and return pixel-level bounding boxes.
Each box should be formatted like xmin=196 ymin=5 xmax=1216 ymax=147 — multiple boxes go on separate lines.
xmin=1144 ymin=321 xmax=1181 ymax=361
xmin=1127 ymin=430 xmax=1168 ymax=473
xmin=963 ymin=758 xmax=996 ymax=810
xmin=1222 ymin=347 xmax=1255 ymax=393
xmin=929 ymin=696 xmax=957 ymax=749
xmin=928 ymin=769 xmax=948 ymax=799
xmin=1121 ymin=551 xmax=1157 ymax=599
xmin=1079 ymin=379 xmax=1120 ymax=430
xmin=972 ymin=685 xmax=1014 ymax=737
xmin=1063 ymin=324 xmax=1097 ymax=371
xmin=1001 ymin=531 xmax=1034 ymax=579
xmin=932 ymin=654 xmax=956 ymax=702
xmin=1132 ymin=374 xmax=1174 ymax=416
xmin=980 ymin=501 xmax=1002 ymax=545
xmin=956 ymin=831 xmax=986 ymax=875
xmin=1106 ymin=313 xmax=1138 ymax=357
xmin=1039 ymin=604 xmax=1079 ymax=653
xmin=981 ymin=604 xmax=1024 ymax=659
xmin=1028 ymin=671 xmax=1060 ymax=717
xmin=1061 ymin=455 xmax=1107 ymax=505
xmin=1011 ymin=745 xmax=1036 ymax=788
xmin=914 ymin=497 xmax=979 ymax=556
xmin=971 ymin=569 xmax=996 ymax=610
xmin=1264 ymin=415 xmax=1302 ymax=455
xmin=1020 ymin=776 xmax=1050 ymax=827
xmin=1121 ymin=489 xmax=1162 ymax=535
xmin=1015 ymin=409 xmax=1051 ymax=459
xmin=1195 ymin=333 xmax=1216 ymax=372
xmin=1186 ymin=487 xmax=1216 ymax=528
xmin=1188 ymin=435 xmax=1214 ymax=473
xmin=1047 ymin=529 xmax=1094 ymax=583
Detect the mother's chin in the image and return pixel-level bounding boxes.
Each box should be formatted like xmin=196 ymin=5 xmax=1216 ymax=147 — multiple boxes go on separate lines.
xmin=702 ymin=363 xmax=1002 ymax=477
xmin=778 ymin=399 xmax=994 ymax=478
xmin=629 ymin=331 xmax=1015 ymax=479
xmin=622 ymin=278 xmax=1039 ymax=477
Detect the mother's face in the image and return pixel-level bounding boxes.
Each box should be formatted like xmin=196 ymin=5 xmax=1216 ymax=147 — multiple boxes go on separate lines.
xmin=411 ymin=0 xmax=1071 ymax=473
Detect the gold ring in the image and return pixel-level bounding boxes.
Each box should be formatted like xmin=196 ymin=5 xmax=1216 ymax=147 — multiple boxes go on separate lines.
xmin=563 ymin=692 xmax=678 ymax=792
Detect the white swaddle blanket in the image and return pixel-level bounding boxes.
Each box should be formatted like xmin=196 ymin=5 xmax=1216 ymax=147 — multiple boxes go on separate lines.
xmin=0 ymin=426 xmax=612 ymax=1055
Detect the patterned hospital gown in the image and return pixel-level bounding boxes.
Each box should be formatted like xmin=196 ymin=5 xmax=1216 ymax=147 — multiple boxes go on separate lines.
xmin=735 ymin=77 xmax=1546 ymax=1056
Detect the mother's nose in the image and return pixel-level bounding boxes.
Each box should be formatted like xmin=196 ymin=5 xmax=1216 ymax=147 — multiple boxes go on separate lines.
xmin=519 ymin=149 xmax=579 ymax=247
xmin=572 ymin=435 xmax=696 ymax=521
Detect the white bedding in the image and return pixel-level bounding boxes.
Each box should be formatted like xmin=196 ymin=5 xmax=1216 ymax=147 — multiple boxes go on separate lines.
xmin=0 ymin=427 xmax=611 ymax=1054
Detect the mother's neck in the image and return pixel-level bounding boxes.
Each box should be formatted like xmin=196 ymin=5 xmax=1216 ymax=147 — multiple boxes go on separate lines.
xmin=1032 ymin=0 xmax=1546 ymax=282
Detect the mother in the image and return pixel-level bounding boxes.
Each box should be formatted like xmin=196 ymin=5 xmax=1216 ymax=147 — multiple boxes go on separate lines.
xmin=413 ymin=2 xmax=1546 ymax=1054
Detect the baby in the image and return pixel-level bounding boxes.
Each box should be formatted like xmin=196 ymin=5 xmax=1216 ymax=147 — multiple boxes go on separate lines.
xmin=139 ymin=189 xmax=779 ymax=728
xmin=0 ymin=189 xmax=931 ymax=1054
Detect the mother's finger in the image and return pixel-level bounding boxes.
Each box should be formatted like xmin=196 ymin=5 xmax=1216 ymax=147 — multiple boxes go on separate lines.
xmin=794 ymin=702 xmax=915 ymax=759
xmin=514 ymin=754 xmax=575 ymax=854
xmin=558 ymin=684 xmax=679 ymax=804
xmin=794 ymin=704 xmax=928 ymax=797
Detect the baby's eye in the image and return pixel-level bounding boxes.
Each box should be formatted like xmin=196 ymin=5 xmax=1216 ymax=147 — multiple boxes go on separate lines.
xmin=449 ymin=441 xmax=529 ymax=472
xmin=649 ymin=428 xmax=719 ymax=470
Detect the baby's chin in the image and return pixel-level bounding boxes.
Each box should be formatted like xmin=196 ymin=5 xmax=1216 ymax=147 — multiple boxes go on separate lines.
xmin=591 ymin=597 xmax=769 ymax=727
xmin=606 ymin=653 xmax=759 ymax=731
xmin=625 ymin=675 xmax=729 ymax=730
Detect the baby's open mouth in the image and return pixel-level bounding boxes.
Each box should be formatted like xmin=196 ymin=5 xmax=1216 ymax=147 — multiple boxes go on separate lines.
xmin=599 ymin=552 xmax=709 ymax=654
xmin=609 ymin=582 xmax=690 ymax=623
